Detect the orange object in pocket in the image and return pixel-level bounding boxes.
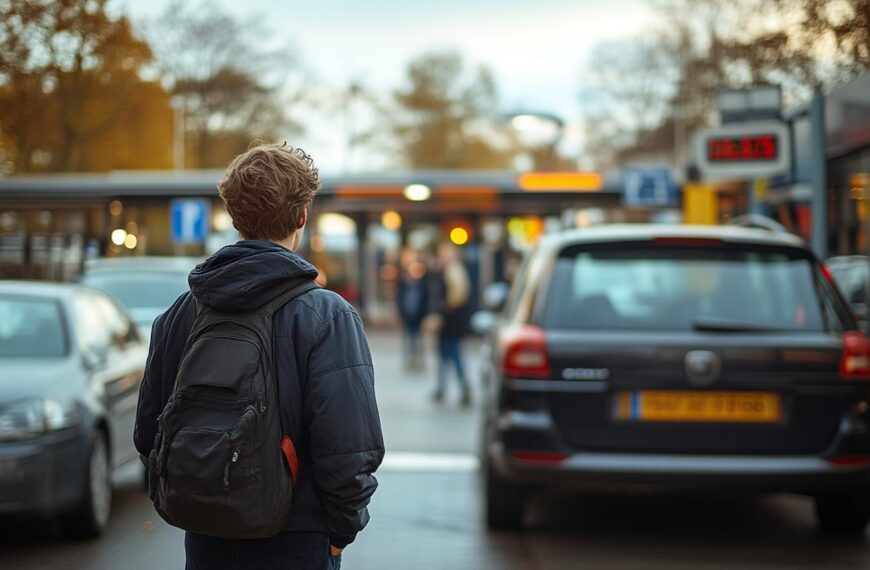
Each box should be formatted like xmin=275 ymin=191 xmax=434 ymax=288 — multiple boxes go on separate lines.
xmin=280 ymin=435 xmax=299 ymax=486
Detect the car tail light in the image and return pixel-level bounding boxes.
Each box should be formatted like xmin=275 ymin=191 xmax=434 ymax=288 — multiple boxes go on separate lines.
xmin=840 ymin=331 xmax=870 ymax=379
xmin=500 ymin=325 xmax=551 ymax=378
xmin=511 ymin=451 xmax=569 ymax=465
xmin=828 ymin=455 xmax=870 ymax=468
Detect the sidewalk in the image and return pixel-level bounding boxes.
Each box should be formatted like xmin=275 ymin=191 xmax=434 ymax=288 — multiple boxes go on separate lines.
xmin=346 ymin=331 xmax=526 ymax=569
xmin=367 ymin=330 xmax=482 ymax=456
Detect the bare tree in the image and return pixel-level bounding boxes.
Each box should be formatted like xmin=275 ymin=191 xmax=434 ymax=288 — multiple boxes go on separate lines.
xmin=581 ymin=39 xmax=677 ymax=168
xmin=582 ymin=0 xmax=869 ymax=167
xmin=147 ymin=1 xmax=303 ymax=168
xmin=392 ymin=51 xmax=514 ymax=169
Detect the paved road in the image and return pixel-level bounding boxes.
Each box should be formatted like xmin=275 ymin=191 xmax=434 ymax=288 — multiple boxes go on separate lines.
xmin=2 ymin=332 xmax=869 ymax=569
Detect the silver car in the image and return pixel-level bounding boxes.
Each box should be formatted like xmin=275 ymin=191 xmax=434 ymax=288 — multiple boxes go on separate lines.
xmin=80 ymin=257 xmax=198 ymax=340
xmin=0 ymin=282 xmax=147 ymax=538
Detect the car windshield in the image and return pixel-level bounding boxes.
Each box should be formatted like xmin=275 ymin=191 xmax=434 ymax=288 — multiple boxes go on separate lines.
xmin=0 ymin=296 xmax=67 ymax=357
xmin=542 ymin=244 xmax=834 ymax=333
xmin=82 ymin=272 xmax=189 ymax=313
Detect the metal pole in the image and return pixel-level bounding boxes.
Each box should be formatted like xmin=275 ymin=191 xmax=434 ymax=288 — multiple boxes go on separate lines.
xmin=171 ymin=96 xmax=185 ymax=171
xmin=673 ymin=108 xmax=685 ymax=177
xmin=809 ymin=92 xmax=827 ymax=259
xmin=355 ymin=213 xmax=369 ymax=320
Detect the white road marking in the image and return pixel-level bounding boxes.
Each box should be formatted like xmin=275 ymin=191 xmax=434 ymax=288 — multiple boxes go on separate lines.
xmin=379 ymin=451 xmax=479 ymax=472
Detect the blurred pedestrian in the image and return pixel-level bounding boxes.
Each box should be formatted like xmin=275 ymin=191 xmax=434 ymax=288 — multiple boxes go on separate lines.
xmin=430 ymin=242 xmax=472 ymax=406
xmin=397 ymin=247 xmax=429 ymax=370
xmin=135 ymin=142 xmax=383 ymax=570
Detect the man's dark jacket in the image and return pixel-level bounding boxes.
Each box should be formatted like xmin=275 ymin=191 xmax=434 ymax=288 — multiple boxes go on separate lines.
xmin=133 ymin=240 xmax=384 ymax=549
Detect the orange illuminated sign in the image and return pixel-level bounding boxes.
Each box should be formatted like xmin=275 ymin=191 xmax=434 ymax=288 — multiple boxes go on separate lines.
xmin=517 ymin=172 xmax=603 ymax=192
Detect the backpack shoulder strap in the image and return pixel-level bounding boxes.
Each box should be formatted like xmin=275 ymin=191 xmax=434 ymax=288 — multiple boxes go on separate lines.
xmin=263 ymin=278 xmax=321 ymax=317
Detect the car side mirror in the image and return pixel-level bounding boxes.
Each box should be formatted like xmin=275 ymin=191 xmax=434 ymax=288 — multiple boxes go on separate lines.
xmin=471 ymin=310 xmax=497 ymax=336
xmin=482 ymin=282 xmax=510 ymax=311
xmin=81 ymin=346 xmax=108 ymax=371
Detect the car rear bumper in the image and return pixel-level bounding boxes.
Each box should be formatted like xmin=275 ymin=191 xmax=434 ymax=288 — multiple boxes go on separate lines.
xmin=490 ymin=442 xmax=870 ymax=491
xmin=0 ymin=428 xmax=88 ymax=517
xmin=490 ymin=405 xmax=870 ymax=492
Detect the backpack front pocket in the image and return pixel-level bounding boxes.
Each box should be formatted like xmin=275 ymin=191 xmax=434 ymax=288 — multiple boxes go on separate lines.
xmin=166 ymin=428 xmax=234 ymax=495
xmin=176 ymin=335 xmax=261 ymax=396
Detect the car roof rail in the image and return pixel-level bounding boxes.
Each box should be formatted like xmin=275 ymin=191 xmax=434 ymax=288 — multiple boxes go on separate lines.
xmin=726 ymin=214 xmax=788 ymax=233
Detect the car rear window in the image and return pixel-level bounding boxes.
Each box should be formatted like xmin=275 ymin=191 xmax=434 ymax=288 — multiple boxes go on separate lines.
xmin=82 ymin=271 xmax=189 ymax=310
xmin=0 ymin=296 xmax=67 ymax=357
xmin=541 ymin=243 xmax=839 ymax=333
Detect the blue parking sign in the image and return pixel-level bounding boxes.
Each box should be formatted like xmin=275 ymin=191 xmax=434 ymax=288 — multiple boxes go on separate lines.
xmin=170 ymin=199 xmax=211 ymax=244
xmin=622 ymin=167 xmax=679 ymax=208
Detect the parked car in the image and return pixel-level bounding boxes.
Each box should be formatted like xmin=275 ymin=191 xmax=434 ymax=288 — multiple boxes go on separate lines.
xmin=0 ymin=282 xmax=147 ymax=538
xmin=827 ymin=255 xmax=869 ymax=331
xmin=80 ymin=256 xmax=198 ymax=339
xmin=475 ymin=225 xmax=870 ymax=534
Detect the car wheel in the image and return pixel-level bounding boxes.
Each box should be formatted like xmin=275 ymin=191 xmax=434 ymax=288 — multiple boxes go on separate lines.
xmin=484 ymin=455 xmax=528 ymax=530
xmin=59 ymin=431 xmax=112 ymax=539
xmin=814 ymin=489 xmax=870 ymax=535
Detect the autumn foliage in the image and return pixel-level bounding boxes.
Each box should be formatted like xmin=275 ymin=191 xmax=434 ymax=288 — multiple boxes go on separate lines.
xmin=0 ymin=0 xmax=287 ymax=174
xmin=0 ymin=0 xmax=172 ymax=173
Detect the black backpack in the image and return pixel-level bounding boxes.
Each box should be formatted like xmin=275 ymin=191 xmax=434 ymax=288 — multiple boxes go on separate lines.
xmin=148 ymin=278 xmax=318 ymax=539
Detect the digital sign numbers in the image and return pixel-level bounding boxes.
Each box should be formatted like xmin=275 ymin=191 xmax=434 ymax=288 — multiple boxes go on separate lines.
xmin=694 ymin=121 xmax=790 ymax=179
xmin=707 ymin=134 xmax=778 ymax=162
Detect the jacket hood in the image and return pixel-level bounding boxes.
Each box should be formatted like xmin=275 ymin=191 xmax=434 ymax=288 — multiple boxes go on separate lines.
xmin=188 ymin=240 xmax=318 ymax=312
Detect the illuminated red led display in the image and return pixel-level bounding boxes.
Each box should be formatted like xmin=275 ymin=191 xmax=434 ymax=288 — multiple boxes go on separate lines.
xmin=707 ymin=134 xmax=778 ymax=162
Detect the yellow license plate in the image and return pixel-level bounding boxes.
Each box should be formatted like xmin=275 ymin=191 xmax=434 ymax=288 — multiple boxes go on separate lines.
xmin=615 ymin=391 xmax=782 ymax=423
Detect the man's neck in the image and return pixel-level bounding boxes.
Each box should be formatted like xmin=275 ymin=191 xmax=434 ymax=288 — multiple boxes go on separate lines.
xmin=270 ymin=234 xmax=296 ymax=252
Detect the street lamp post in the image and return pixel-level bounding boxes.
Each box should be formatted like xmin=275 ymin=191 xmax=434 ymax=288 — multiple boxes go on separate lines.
xmin=170 ymin=95 xmax=185 ymax=171
xmin=503 ymin=112 xmax=566 ymax=170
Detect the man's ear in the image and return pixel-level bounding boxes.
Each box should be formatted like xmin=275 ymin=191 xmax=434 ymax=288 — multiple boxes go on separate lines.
xmin=298 ymin=209 xmax=308 ymax=230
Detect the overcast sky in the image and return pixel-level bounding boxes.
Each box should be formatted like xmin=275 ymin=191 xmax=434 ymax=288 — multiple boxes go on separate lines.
xmin=120 ymin=0 xmax=655 ymax=172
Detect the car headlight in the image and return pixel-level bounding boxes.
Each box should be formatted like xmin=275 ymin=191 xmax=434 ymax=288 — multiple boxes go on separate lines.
xmin=0 ymin=399 xmax=81 ymax=442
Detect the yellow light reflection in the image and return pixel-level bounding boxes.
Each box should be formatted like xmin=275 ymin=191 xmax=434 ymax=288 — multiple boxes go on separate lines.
xmin=381 ymin=210 xmax=402 ymax=231
xmin=518 ymin=172 xmax=603 ymax=192
xmin=449 ymin=227 xmax=469 ymax=246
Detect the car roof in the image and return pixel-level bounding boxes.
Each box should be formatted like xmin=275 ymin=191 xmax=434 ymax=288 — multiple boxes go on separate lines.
xmin=0 ymin=280 xmax=90 ymax=300
xmin=537 ymin=224 xmax=808 ymax=252
xmin=827 ymin=255 xmax=868 ymax=265
xmin=83 ymin=256 xmax=200 ymax=274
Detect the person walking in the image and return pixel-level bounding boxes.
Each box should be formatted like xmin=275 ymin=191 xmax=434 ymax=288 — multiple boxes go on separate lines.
xmin=431 ymin=242 xmax=472 ymax=406
xmin=397 ymin=247 xmax=429 ymax=370
xmin=134 ymin=142 xmax=384 ymax=570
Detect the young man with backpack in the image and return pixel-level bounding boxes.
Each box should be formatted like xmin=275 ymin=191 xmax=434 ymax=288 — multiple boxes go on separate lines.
xmin=134 ymin=143 xmax=384 ymax=570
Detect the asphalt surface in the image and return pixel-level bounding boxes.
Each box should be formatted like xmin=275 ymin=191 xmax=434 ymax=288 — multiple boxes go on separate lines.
xmin=2 ymin=331 xmax=869 ymax=569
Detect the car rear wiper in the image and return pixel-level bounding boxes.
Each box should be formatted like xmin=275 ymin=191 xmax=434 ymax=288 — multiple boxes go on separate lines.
xmin=692 ymin=317 xmax=784 ymax=333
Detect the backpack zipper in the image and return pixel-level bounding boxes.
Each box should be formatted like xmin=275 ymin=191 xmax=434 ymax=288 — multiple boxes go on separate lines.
xmin=223 ymin=447 xmax=241 ymax=489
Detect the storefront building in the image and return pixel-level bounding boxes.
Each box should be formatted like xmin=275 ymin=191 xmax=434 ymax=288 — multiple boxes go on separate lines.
xmin=0 ymin=169 xmax=632 ymax=322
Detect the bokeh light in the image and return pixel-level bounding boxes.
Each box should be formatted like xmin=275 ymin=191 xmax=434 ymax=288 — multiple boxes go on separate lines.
xmin=449 ymin=227 xmax=469 ymax=246
xmin=403 ymin=184 xmax=431 ymax=202
xmin=381 ymin=210 xmax=402 ymax=231
xmin=110 ymin=228 xmax=127 ymax=246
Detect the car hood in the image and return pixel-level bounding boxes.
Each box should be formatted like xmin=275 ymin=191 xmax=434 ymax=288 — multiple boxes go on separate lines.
xmin=0 ymin=358 xmax=80 ymax=404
